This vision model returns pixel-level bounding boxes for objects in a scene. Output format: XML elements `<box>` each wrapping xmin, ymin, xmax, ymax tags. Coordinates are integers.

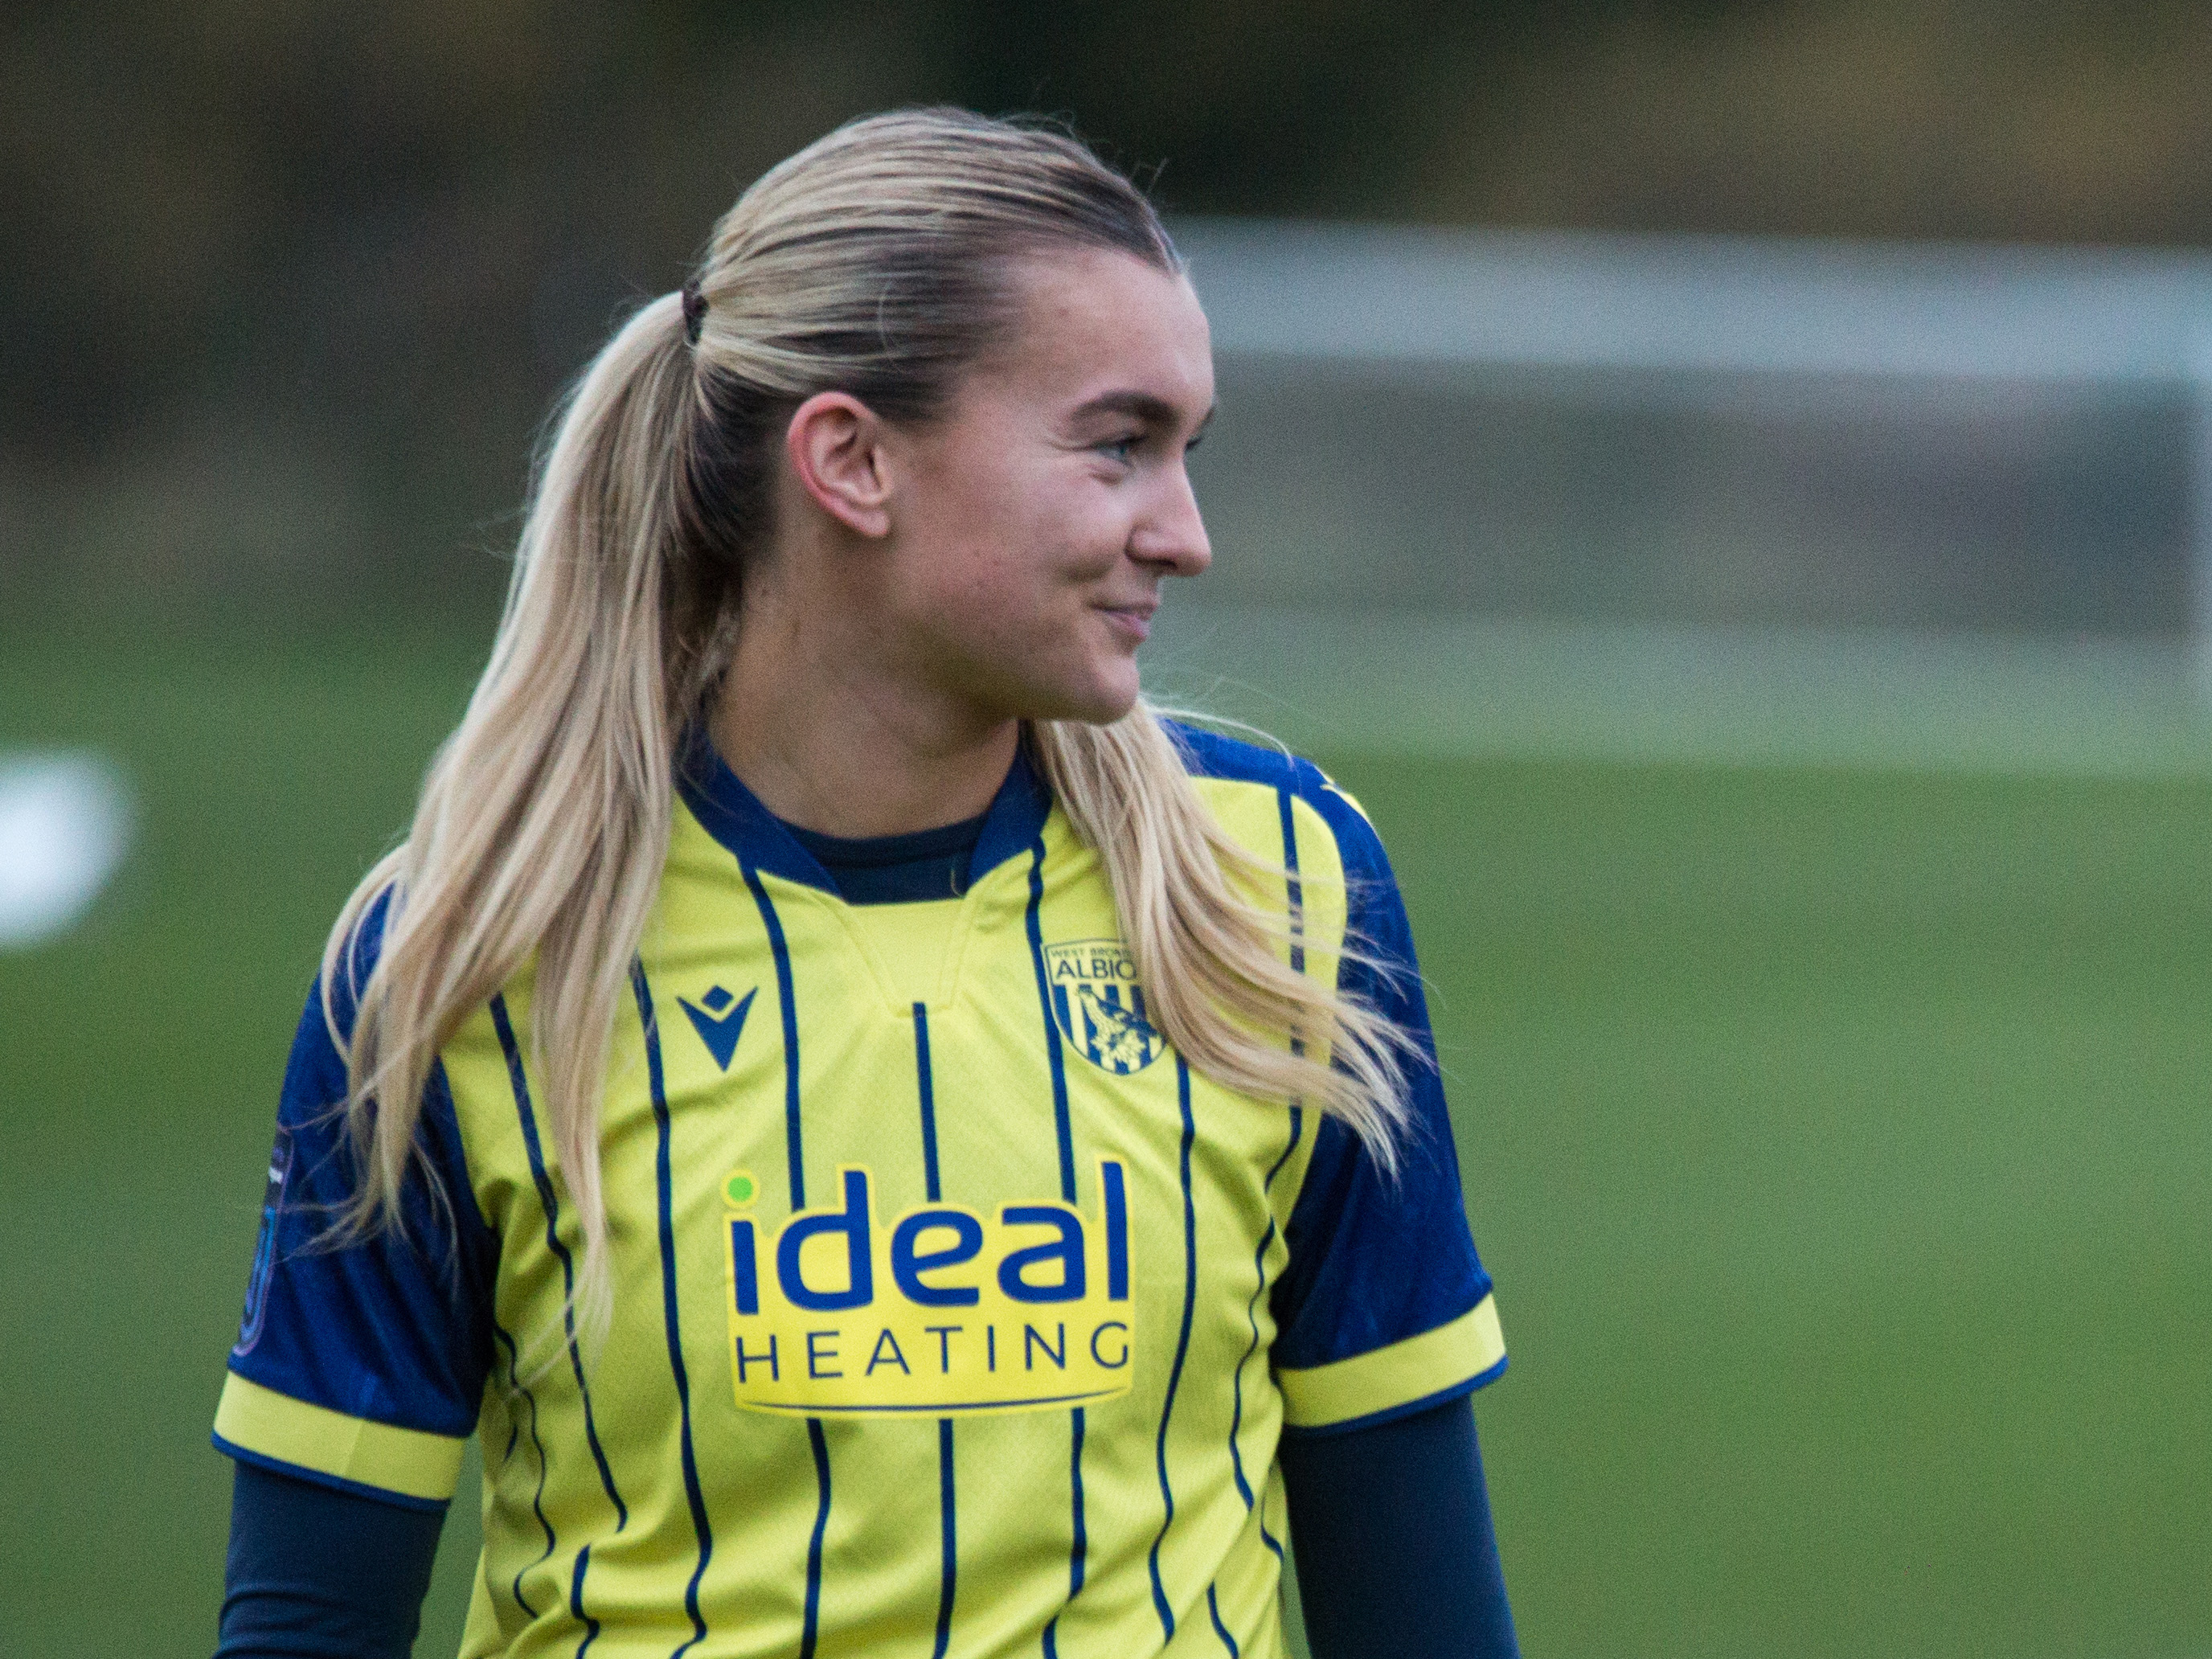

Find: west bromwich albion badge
<box><xmin>1044</xmin><ymin>939</ymin><xmax>1163</xmax><ymax>1075</ymax></box>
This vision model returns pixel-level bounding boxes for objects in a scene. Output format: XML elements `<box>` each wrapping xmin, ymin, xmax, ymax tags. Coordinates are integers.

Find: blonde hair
<box><xmin>325</xmin><ymin>109</ymin><xmax>1411</xmax><ymax>1333</ymax></box>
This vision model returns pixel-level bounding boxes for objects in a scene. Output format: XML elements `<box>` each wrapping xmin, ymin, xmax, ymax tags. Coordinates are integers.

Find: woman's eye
<box><xmin>1096</xmin><ymin>435</ymin><xmax>1139</xmax><ymax>464</ymax></box>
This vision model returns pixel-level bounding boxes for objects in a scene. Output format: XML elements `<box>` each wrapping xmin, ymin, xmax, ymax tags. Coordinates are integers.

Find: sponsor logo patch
<box><xmin>724</xmin><ymin>1161</ymin><xmax>1133</xmax><ymax>1417</ymax></box>
<box><xmin>1044</xmin><ymin>939</ymin><xmax>1163</xmax><ymax>1075</ymax></box>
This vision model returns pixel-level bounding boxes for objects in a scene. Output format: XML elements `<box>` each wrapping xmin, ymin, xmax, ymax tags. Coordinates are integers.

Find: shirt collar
<box><xmin>674</xmin><ymin>721</ymin><xmax>1054</xmax><ymax>899</ymax></box>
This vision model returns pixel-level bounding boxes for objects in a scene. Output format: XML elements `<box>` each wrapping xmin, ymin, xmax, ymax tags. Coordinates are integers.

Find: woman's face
<box><xmin>879</xmin><ymin>247</ymin><xmax>1215</xmax><ymax>728</ymax></box>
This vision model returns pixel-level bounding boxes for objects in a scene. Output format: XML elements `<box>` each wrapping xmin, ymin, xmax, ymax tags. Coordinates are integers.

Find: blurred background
<box><xmin>5</xmin><ymin>2</ymin><xmax>2210</xmax><ymax>1653</ymax></box>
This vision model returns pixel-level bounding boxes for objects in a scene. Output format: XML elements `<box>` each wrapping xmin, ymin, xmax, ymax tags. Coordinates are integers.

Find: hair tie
<box><xmin>681</xmin><ymin>280</ymin><xmax>707</xmax><ymax>346</ymax></box>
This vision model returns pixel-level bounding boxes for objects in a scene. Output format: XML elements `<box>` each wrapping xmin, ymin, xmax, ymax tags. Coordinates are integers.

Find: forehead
<box><xmin>969</xmin><ymin>248</ymin><xmax>1214</xmax><ymax>416</ymax></box>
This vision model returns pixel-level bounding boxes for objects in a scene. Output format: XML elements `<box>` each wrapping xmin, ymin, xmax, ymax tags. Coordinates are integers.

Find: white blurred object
<box><xmin>1177</xmin><ymin>217</ymin><xmax>2212</xmax><ymax>385</ymax></box>
<box><xmin>1174</xmin><ymin>219</ymin><xmax>2212</xmax><ymax>678</ymax></box>
<box><xmin>0</xmin><ymin>752</ymin><xmax>133</xmax><ymax>948</ymax></box>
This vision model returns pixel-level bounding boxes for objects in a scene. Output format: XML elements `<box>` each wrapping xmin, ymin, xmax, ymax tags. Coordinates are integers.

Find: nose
<box><xmin>1129</xmin><ymin>462</ymin><xmax>1212</xmax><ymax>577</ymax></box>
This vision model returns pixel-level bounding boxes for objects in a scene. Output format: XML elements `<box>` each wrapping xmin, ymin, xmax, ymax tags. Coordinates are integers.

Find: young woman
<box><xmin>213</xmin><ymin>109</ymin><xmax>1516</xmax><ymax>1658</ymax></box>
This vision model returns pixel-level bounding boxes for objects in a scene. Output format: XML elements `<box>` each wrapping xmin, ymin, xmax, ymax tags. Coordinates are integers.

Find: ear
<box><xmin>784</xmin><ymin>392</ymin><xmax>893</xmax><ymax>539</ymax></box>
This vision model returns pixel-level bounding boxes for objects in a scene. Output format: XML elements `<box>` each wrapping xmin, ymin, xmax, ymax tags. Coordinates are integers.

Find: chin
<box><xmin>1023</xmin><ymin>668</ymin><xmax>1142</xmax><ymax>727</ymax></box>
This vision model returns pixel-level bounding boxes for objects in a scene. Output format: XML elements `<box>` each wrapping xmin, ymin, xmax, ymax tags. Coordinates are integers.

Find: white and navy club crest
<box><xmin>1044</xmin><ymin>940</ymin><xmax>1163</xmax><ymax>1075</ymax></box>
<box><xmin>233</xmin><ymin>1128</ymin><xmax>292</xmax><ymax>1358</ymax></box>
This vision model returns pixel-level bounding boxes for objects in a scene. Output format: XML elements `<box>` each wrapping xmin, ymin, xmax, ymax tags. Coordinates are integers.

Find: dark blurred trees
<box><xmin>8</xmin><ymin>0</ymin><xmax>2212</xmax><ymax>629</ymax></box>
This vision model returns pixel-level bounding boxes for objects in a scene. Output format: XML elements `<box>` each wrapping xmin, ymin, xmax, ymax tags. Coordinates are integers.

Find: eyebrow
<box><xmin>1068</xmin><ymin>390</ymin><xmax>1216</xmax><ymax>433</ymax></box>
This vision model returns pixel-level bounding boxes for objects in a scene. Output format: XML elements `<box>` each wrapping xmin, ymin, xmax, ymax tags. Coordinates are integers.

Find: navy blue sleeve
<box><xmin>1280</xmin><ymin>1397</ymin><xmax>1519</xmax><ymax>1659</ymax></box>
<box><xmin>1267</xmin><ymin>770</ymin><xmax>1503</xmax><ymax>1428</ymax></box>
<box><xmin>215</xmin><ymin>1461</ymin><xmax>442</xmax><ymax>1658</ymax></box>
<box><xmin>218</xmin><ymin>893</ymin><xmax>498</xmax><ymax>1505</ymax></box>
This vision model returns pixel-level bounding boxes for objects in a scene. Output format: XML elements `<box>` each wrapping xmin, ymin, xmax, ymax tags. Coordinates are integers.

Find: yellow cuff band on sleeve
<box><xmin>214</xmin><ymin>1371</ymin><xmax>467</xmax><ymax>1502</ymax></box>
<box><xmin>1276</xmin><ymin>1293</ymin><xmax>1505</xmax><ymax>1429</ymax></box>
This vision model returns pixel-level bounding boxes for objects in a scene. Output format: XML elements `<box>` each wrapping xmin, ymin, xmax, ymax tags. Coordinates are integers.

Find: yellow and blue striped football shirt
<box><xmin>215</xmin><ymin>723</ymin><xmax>1505</xmax><ymax>1658</ymax></box>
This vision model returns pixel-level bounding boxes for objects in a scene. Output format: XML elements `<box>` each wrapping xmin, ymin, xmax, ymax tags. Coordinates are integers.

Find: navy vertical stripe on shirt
<box><xmin>743</xmin><ymin>864</ymin><xmax>808</xmax><ymax>1209</ymax></box>
<box><xmin>492</xmin><ymin>1322</ymin><xmax>552</xmax><ymax>1620</ymax></box>
<box><xmin>914</xmin><ymin>1003</ymin><xmax>960</xmax><ymax>1659</ymax></box>
<box><xmin>1025</xmin><ymin>834</ymin><xmax>1088</xmax><ymax>1653</ymax></box>
<box><xmin>633</xmin><ymin>965</ymin><xmax>714</xmax><ymax>1658</ymax></box>
<box><xmin>738</xmin><ymin>870</ymin><xmax>835</xmax><ymax>1659</ymax></box>
<box><xmin>490</xmin><ymin>995</ymin><xmax>628</xmax><ymax>1535</ymax></box>
<box><xmin>1147</xmin><ymin>1058</ymin><xmax>1202</xmax><ymax>1641</ymax></box>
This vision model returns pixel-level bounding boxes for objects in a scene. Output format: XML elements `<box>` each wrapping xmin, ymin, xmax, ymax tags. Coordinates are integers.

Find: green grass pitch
<box><xmin>2</xmin><ymin>633</ymin><xmax>2206</xmax><ymax>1657</ymax></box>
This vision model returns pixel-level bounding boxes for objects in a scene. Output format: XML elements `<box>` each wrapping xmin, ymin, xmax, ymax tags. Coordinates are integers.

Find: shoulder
<box><xmin>279</xmin><ymin>885</ymin><xmax>394</xmax><ymax>1112</ymax></box>
<box><xmin>285</xmin><ymin>884</ymin><xmax>477</xmax><ymax>1182</ymax></box>
<box><xmin>1165</xmin><ymin>718</ymin><xmax>1307</xmax><ymax>788</ymax></box>
<box><xmin>326</xmin><ymin>885</ymin><xmax>396</xmax><ymax>1033</ymax></box>
<box><xmin>1161</xmin><ymin>717</ymin><xmax>1392</xmax><ymax>887</ymax></box>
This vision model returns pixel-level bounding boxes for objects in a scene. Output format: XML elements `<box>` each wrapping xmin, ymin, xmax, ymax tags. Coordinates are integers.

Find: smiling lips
<box><xmin>1096</xmin><ymin>600</ymin><xmax>1157</xmax><ymax>643</ymax></box>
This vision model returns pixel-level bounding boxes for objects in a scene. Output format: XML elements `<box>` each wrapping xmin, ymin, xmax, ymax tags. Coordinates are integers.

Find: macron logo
<box><xmin>678</xmin><ymin>985</ymin><xmax>756</xmax><ymax>1071</ymax></box>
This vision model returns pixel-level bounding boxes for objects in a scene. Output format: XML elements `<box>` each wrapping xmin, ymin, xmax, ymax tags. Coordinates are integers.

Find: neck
<box><xmin>708</xmin><ymin>584</ymin><xmax>1019</xmax><ymax>839</ymax></box>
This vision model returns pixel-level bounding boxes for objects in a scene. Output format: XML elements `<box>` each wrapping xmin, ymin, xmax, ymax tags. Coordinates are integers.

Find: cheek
<box><xmin>892</xmin><ymin>436</ymin><xmax>1133</xmax><ymax>705</ymax></box>
<box><xmin>910</xmin><ymin>535</ymin><xmax>1129</xmax><ymax>713</ymax></box>
<box><xmin>928</xmin><ymin>549</ymin><xmax>1073</xmax><ymax>663</ymax></box>
<box><xmin>925</xmin><ymin>479</ymin><xmax>1119</xmax><ymax>617</ymax></box>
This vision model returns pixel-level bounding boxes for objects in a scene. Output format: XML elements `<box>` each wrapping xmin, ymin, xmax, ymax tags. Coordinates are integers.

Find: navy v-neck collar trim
<box><xmin>674</xmin><ymin>722</ymin><xmax>1054</xmax><ymax>899</ymax></box>
<box><xmin>784</xmin><ymin>813</ymin><xmax>986</xmax><ymax>870</ymax></box>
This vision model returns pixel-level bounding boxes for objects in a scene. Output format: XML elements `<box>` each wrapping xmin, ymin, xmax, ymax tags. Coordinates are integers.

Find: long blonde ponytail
<box><xmin>326</xmin><ymin>289</ymin><xmax>701</xmax><ymax>1318</ymax></box>
<box><xmin>326</xmin><ymin>109</ymin><xmax>1411</xmax><ymax>1338</ymax></box>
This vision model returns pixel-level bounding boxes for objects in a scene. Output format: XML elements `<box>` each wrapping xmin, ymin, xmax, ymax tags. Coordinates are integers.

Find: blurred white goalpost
<box><xmin>1152</xmin><ymin>219</ymin><xmax>2212</xmax><ymax>773</ymax></box>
